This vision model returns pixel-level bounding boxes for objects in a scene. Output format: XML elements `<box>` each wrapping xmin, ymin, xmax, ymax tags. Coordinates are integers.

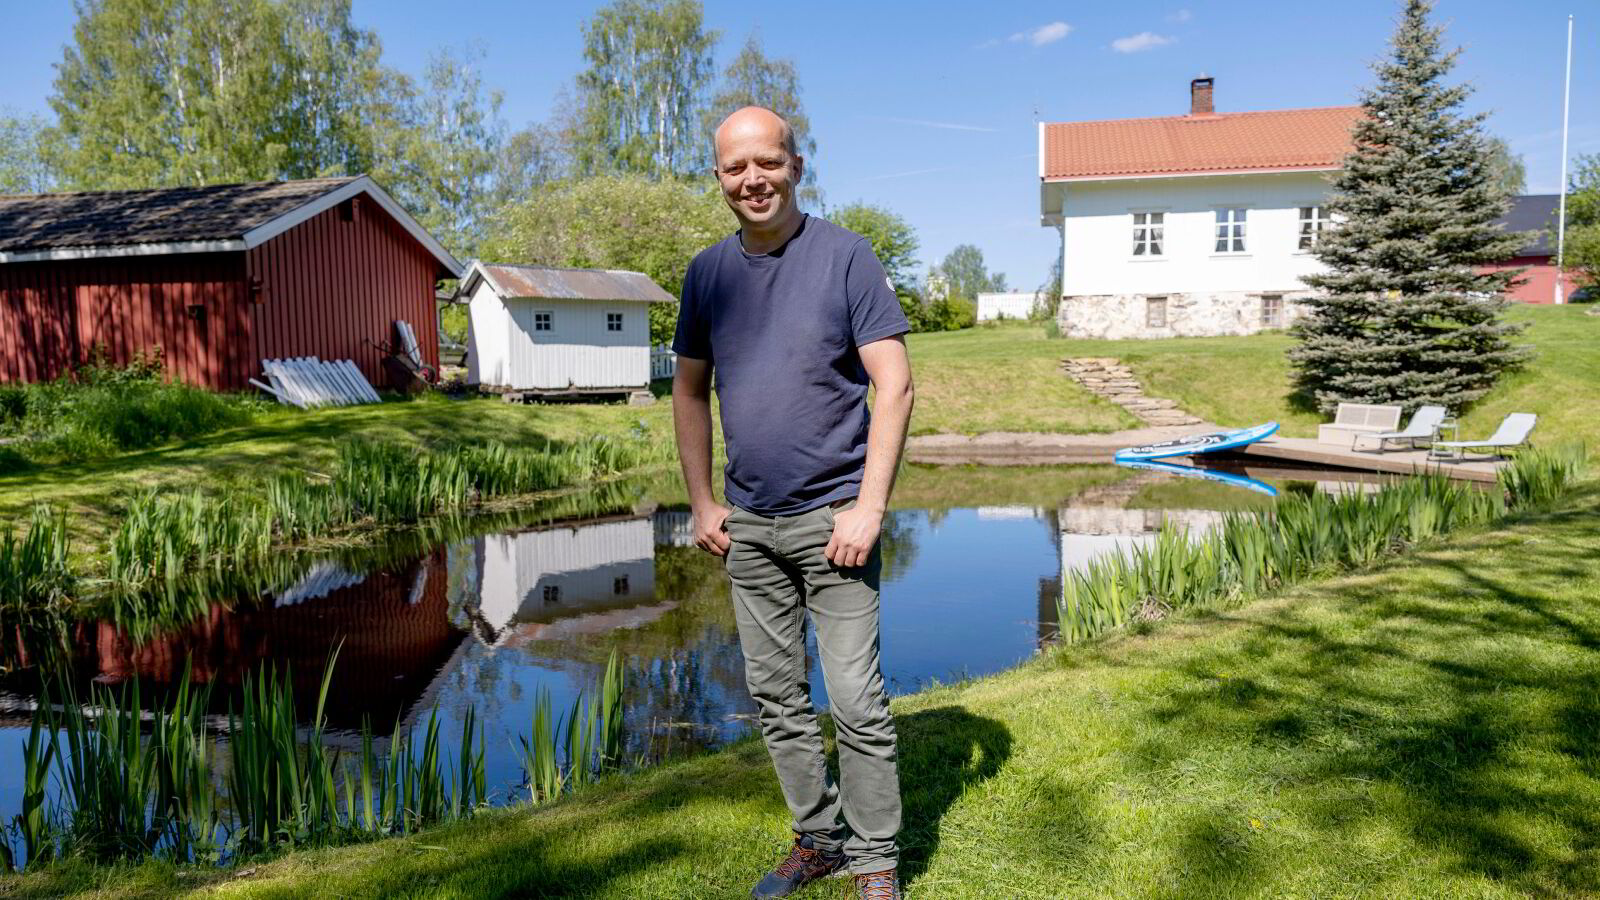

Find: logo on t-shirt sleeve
<box><xmin>885</xmin><ymin>277</ymin><xmax>895</xmax><ymax>293</ymax></box>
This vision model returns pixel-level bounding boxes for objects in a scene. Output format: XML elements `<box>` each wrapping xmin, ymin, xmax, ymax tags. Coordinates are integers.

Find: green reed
<box><xmin>517</xmin><ymin>649</ymin><xmax>627</xmax><ymax>805</ymax></box>
<box><xmin>5</xmin><ymin>650</ymin><xmax>627</xmax><ymax>871</ymax></box>
<box><xmin>0</xmin><ymin>506</ymin><xmax>75</xmax><ymax>668</ymax></box>
<box><xmin>1060</xmin><ymin>448</ymin><xmax>1584</xmax><ymax>644</ymax></box>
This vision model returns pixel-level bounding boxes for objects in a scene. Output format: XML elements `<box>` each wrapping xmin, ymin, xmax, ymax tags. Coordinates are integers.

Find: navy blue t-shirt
<box><xmin>672</xmin><ymin>215</ymin><xmax>910</xmax><ymax>516</ymax></box>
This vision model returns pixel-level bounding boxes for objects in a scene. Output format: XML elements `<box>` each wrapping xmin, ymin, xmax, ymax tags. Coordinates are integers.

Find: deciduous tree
<box><xmin>1289</xmin><ymin>0</ymin><xmax>1527</xmax><ymax>413</ymax></box>
<box><xmin>46</xmin><ymin>0</ymin><xmax>384</xmax><ymax>189</ymax></box>
<box><xmin>0</xmin><ymin>113</ymin><xmax>54</xmax><ymax>193</ymax></box>
<box><xmin>573</xmin><ymin>0</ymin><xmax>718</xmax><ymax>177</ymax></box>
<box><xmin>1562</xmin><ymin>153</ymin><xmax>1600</xmax><ymax>294</ymax></box>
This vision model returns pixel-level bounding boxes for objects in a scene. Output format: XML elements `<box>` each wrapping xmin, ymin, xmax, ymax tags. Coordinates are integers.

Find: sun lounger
<box><xmin>1351</xmin><ymin>405</ymin><xmax>1449</xmax><ymax>453</ymax></box>
<box><xmin>1428</xmin><ymin>413</ymin><xmax>1537</xmax><ymax>460</ymax></box>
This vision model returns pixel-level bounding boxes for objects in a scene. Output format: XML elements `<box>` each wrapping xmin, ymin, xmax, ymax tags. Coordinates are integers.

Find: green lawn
<box><xmin>1077</xmin><ymin>305</ymin><xmax>1595</xmax><ymax>448</ymax></box>
<box><xmin>0</xmin><ymin>395</ymin><xmax>678</xmax><ymax>552</ymax></box>
<box><xmin>12</xmin><ymin>482</ymin><xmax>1597</xmax><ymax>898</ymax></box>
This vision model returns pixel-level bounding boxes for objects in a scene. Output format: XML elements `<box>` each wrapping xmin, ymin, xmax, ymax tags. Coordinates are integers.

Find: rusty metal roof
<box><xmin>464</xmin><ymin>262</ymin><xmax>675</xmax><ymax>304</ymax></box>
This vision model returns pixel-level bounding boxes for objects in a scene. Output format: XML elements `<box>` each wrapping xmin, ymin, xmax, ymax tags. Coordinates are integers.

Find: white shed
<box><xmin>461</xmin><ymin>261</ymin><xmax>675</xmax><ymax>396</ymax></box>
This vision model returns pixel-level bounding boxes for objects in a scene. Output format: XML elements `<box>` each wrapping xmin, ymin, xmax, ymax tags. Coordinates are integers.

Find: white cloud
<box><xmin>1166</xmin><ymin>9</ymin><xmax>1192</xmax><ymax>23</ymax></box>
<box><xmin>1111</xmin><ymin>32</ymin><xmax>1175</xmax><ymax>53</ymax></box>
<box><xmin>875</xmin><ymin>116</ymin><xmax>998</xmax><ymax>133</ymax></box>
<box><xmin>1009</xmin><ymin>21</ymin><xmax>1072</xmax><ymax>47</ymax></box>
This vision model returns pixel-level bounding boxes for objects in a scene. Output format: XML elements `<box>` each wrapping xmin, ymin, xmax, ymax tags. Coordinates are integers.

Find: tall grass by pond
<box><xmin>1058</xmin><ymin>445</ymin><xmax>1586</xmax><ymax>641</ymax></box>
<box><xmin>0</xmin><ymin>353</ymin><xmax>260</xmax><ymax>472</ymax></box>
<box><xmin>2</xmin><ymin>650</ymin><xmax>627</xmax><ymax>873</ymax></box>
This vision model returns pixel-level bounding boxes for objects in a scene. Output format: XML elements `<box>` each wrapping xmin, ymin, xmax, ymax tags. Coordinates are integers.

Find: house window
<box><xmin>1214</xmin><ymin>208</ymin><xmax>1247</xmax><ymax>253</ymax></box>
<box><xmin>1132</xmin><ymin>212</ymin><xmax>1164</xmax><ymax>256</ymax></box>
<box><xmin>534</xmin><ymin>310</ymin><xmax>553</xmax><ymax>332</ymax></box>
<box><xmin>613</xmin><ymin>575</ymin><xmax>630</xmax><ymax>595</ymax></box>
<box><xmin>1298</xmin><ymin>206</ymin><xmax>1328</xmax><ymax>250</ymax></box>
<box><xmin>1146</xmin><ymin>296</ymin><xmax>1168</xmax><ymax>328</ymax></box>
<box><xmin>606</xmin><ymin>312</ymin><xmax>624</xmax><ymax>332</ymax></box>
<box><xmin>1261</xmin><ymin>294</ymin><xmax>1284</xmax><ymax>329</ymax></box>
<box><xmin>542</xmin><ymin>585</ymin><xmax>561</xmax><ymax>604</ymax></box>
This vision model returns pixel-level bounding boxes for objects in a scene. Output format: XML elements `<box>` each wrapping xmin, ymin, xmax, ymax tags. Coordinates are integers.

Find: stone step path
<box><xmin>1060</xmin><ymin>357</ymin><xmax>1204</xmax><ymax>427</ymax></box>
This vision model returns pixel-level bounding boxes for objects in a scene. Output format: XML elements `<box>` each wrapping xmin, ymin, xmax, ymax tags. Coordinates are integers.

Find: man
<box><xmin>672</xmin><ymin>106</ymin><xmax>914</xmax><ymax>900</ymax></box>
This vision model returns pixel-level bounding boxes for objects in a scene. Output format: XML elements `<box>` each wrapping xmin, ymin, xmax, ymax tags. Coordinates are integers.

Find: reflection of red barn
<box><xmin>0</xmin><ymin>176</ymin><xmax>460</xmax><ymax>390</ymax></box>
<box><xmin>77</xmin><ymin>549</ymin><xmax>465</xmax><ymax>728</ymax></box>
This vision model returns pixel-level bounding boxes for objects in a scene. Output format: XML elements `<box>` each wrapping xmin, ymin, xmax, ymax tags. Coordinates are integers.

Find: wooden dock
<box><xmin>1205</xmin><ymin>436</ymin><xmax>1506</xmax><ymax>484</ymax></box>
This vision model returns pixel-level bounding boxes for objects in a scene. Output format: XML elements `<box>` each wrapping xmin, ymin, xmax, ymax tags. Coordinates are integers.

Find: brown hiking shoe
<box><xmin>854</xmin><ymin>869</ymin><xmax>902</xmax><ymax>900</ymax></box>
<box><xmin>750</xmin><ymin>834</ymin><xmax>846</xmax><ymax>899</ymax></box>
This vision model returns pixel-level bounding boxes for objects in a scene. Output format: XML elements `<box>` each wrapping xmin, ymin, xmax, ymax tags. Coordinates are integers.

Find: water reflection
<box><xmin>2</xmin><ymin>463</ymin><xmax>1373</xmax><ymax>824</ymax></box>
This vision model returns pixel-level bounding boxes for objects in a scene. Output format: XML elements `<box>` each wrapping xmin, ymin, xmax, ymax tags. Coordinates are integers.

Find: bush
<box><xmin>0</xmin><ymin>355</ymin><xmax>258</xmax><ymax>465</ymax></box>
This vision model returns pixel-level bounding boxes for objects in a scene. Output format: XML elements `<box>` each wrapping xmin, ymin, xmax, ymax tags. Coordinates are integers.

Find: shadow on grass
<box><xmin>893</xmin><ymin>705</ymin><xmax>1013</xmax><ymax>884</ymax></box>
<box><xmin>1123</xmin><ymin>489</ymin><xmax>1600</xmax><ymax>896</ymax></box>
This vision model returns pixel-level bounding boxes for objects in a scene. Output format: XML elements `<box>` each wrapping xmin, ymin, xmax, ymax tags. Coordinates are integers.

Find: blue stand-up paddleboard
<box><xmin>1113</xmin><ymin>421</ymin><xmax>1279</xmax><ymax>462</ymax></box>
<box><xmin>1116</xmin><ymin>458</ymin><xmax>1279</xmax><ymax>497</ymax></box>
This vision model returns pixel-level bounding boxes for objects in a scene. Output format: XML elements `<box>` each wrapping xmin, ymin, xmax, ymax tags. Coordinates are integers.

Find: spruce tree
<box><xmin>1289</xmin><ymin>0</ymin><xmax>1528</xmax><ymax>414</ymax></box>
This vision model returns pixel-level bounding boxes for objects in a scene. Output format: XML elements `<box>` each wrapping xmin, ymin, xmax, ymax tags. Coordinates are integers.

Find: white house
<box><xmin>1038</xmin><ymin>78</ymin><xmax>1360</xmax><ymax>339</ymax></box>
<box><xmin>461</xmin><ymin>261</ymin><xmax>674</xmax><ymax>397</ymax></box>
<box><xmin>976</xmin><ymin>291</ymin><xmax>1043</xmax><ymax>322</ymax></box>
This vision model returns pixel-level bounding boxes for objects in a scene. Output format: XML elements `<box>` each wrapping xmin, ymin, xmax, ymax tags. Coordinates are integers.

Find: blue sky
<box><xmin>3</xmin><ymin>1</ymin><xmax>1595</xmax><ymax>288</ymax></box>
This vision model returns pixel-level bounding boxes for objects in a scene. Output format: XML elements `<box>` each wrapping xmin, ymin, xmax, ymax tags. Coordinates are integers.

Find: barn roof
<box><xmin>461</xmin><ymin>261</ymin><xmax>676</xmax><ymax>304</ymax></box>
<box><xmin>0</xmin><ymin>175</ymin><xmax>462</xmax><ymax>275</ymax></box>
<box><xmin>1495</xmin><ymin>194</ymin><xmax>1560</xmax><ymax>257</ymax></box>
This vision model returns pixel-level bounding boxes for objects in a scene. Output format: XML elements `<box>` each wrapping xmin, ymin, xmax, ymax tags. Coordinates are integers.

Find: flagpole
<box><xmin>1554</xmin><ymin>14</ymin><xmax>1574</xmax><ymax>304</ymax></box>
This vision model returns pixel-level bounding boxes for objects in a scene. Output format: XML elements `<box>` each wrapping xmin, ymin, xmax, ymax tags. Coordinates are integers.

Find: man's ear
<box><xmin>792</xmin><ymin>154</ymin><xmax>805</xmax><ymax>182</ymax></box>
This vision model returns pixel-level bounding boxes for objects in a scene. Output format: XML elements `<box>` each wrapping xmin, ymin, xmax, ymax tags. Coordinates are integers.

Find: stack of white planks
<box><xmin>250</xmin><ymin>357</ymin><xmax>381</xmax><ymax>408</ymax></box>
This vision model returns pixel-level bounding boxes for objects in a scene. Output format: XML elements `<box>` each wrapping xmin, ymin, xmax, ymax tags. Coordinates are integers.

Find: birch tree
<box><xmin>573</xmin><ymin>0</ymin><xmax>717</xmax><ymax>177</ymax></box>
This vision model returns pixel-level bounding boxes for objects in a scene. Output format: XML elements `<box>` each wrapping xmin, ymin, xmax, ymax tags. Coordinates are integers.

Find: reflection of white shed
<box><xmin>461</xmin><ymin>261</ymin><xmax>675</xmax><ymax>396</ymax></box>
<box><xmin>471</xmin><ymin>517</ymin><xmax>659</xmax><ymax>643</ymax></box>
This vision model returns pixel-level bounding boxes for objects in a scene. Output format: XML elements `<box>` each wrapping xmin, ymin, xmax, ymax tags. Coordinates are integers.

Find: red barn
<box><xmin>1481</xmin><ymin>194</ymin><xmax>1581</xmax><ymax>305</ymax></box>
<box><xmin>0</xmin><ymin>176</ymin><xmax>461</xmax><ymax>390</ymax></box>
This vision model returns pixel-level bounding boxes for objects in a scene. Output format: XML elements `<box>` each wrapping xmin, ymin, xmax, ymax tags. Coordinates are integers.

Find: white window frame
<box><xmin>1145</xmin><ymin>295</ymin><xmax>1169</xmax><ymax>329</ymax></box>
<box><xmin>1130</xmin><ymin>210</ymin><xmax>1166</xmax><ymax>259</ymax></box>
<box><xmin>605</xmin><ymin>309</ymin><xmax>624</xmax><ymax>333</ymax></box>
<box><xmin>1212</xmin><ymin>207</ymin><xmax>1249</xmax><ymax>255</ymax></box>
<box><xmin>1296</xmin><ymin>205</ymin><xmax>1329</xmax><ymax>252</ymax></box>
<box><xmin>1260</xmin><ymin>293</ymin><xmax>1285</xmax><ymax>329</ymax></box>
<box><xmin>533</xmin><ymin>309</ymin><xmax>554</xmax><ymax>332</ymax></box>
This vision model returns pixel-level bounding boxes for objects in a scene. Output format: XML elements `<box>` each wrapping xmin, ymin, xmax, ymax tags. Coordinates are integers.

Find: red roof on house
<box><xmin>1041</xmin><ymin>106</ymin><xmax>1363</xmax><ymax>181</ymax></box>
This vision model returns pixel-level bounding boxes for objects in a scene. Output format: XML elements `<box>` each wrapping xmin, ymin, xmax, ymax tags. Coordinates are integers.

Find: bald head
<box><xmin>711</xmin><ymin>105</ymin><xmax>805</xmax><ymax>237</ymax></box>
<box><xmin>714</xmin><ymin>106</ymin><xmax>796</xmax><ymax>166</ymax></box>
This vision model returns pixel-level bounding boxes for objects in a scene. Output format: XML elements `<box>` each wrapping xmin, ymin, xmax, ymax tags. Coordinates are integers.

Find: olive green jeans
<box><xmin>723</xmin><ymin>498</ymin><xmax>901</xmax><ymax>875</ymax></box>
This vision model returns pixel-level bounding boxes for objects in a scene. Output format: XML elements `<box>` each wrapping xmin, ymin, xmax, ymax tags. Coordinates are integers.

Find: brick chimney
<box><xmin>1190</xmin><ymin>76</ymin><xmax>1214</xmax><ymax>115</ymax></box>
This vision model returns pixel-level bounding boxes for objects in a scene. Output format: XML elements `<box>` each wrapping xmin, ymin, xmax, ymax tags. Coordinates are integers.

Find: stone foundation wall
<box><xmin>1057</xmin><ymin>291</ymin><xmax>1313</xmax><ymax>340</ymax></box>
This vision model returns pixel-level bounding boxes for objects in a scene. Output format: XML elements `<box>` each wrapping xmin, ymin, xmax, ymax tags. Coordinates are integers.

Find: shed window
<box><xmin>613</xmin><ymin>575</ymin><xmax>630</xmax><ymax>595</ymax></box>
<box><xmin>1214</xmin><ymin>208</ymin><xmax>1247</xmax><ymax>253</ymax></box>
<box><xmin>542</xmin><ymin>585</ymin><xmax>561</xmax><ymax>604</ymax></box>
<box><xmin>1261</xmin><ymin>294</ymin><xmax>1284</xmax><ymax>328</ymax></box>
<box><xmin>1146</xmin><ymin>296</ymin><xmax>1168</xmax><ymax>329</ymax></box>
<box><xmin>606</xmin><ymin>312</ymin><xmax>624</xmax><ymax>332</ymax></box>
<box><xmin>1132</xmin><ymin>212</ymin><xmax>1164</xmax><ymax>256</ymax></box>
<box><xmin>534</xmin><ymin>311</ymin><xmax>553</xmax><ymax>332</ymax></box>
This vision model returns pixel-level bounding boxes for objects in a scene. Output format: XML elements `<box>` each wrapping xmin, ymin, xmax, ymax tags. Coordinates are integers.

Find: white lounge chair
<box><xmin>1352</xmin><ymin>405</ymin><xmax>1449</xmax><ymax>453</ymax></box>
<box><xmin>1318</xmin><ymin>402</ymin><xmax>1403</xmax><ymax>446</ymax></box>
<box><xmin>1429</xmin><ymin>413</ymin><xmax>1537</xmax><ymax>460</ymax></box>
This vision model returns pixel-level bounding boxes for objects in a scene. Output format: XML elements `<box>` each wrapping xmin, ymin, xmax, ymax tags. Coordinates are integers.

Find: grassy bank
<box><xmin>0</xmin><ymin>396</ymin><xmax>677</xmax><ymax>553</ymax></box>
<box><xmin>906</xmin><ymin>305</ymin><xmax>1599</xmax><ymax>449</ymax></box>
<box><xmin>11</xmin><ymin>481</ymin><xmax>1597</xmax><ymax>898</ymax></box>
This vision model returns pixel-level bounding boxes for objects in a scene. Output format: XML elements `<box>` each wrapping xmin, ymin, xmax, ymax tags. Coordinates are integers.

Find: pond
<box><xmin>0</xmin><ymin>460</ymin><xmax>1390</xmax><ymax>840</ymax></box>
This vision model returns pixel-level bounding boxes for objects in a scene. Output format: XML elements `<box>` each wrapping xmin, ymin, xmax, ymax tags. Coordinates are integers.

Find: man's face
<box><xmin>713</xmin><ymin>122</ymin><xmax>803</xmax><ymax>229</ymax></box>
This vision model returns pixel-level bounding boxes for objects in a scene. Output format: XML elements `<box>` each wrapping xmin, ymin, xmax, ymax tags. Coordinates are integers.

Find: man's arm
<box><xmin>825</xmin><ymin>335</ymin><xmax>914</xmax><ymax>568</ymax></box>
<box><xmin>672</xmin><ymin>356</ymin><xmax>731</xmax><ymax>556</ymax></box>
